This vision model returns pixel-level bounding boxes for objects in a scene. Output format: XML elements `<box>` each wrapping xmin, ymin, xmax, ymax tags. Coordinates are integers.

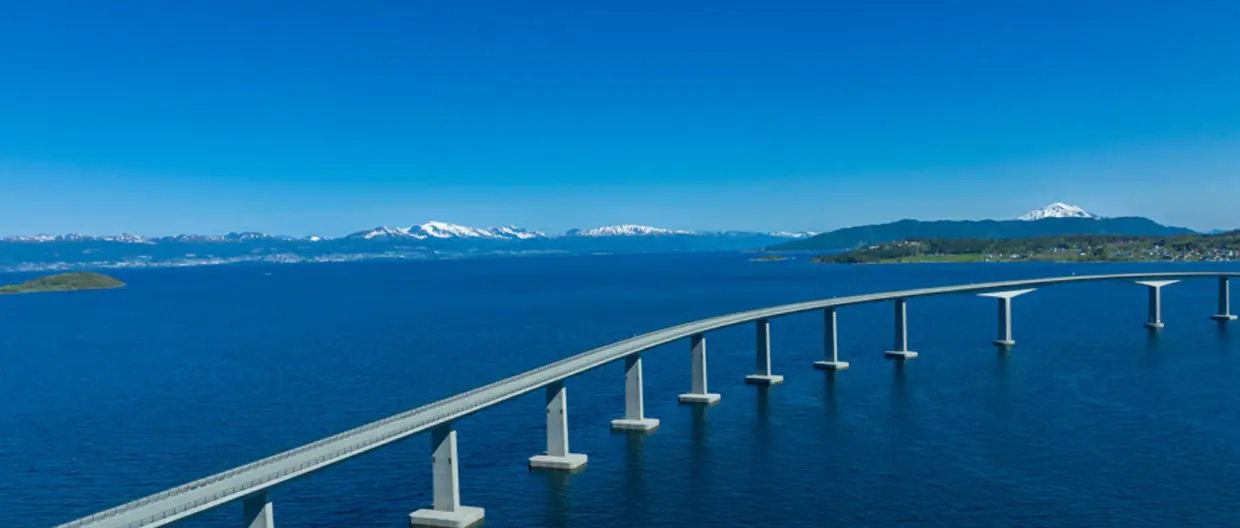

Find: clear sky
<box><xmin>2</xmin><ymin>1</ymin><xmax>1238</xmax><ymax>236</ymax></box>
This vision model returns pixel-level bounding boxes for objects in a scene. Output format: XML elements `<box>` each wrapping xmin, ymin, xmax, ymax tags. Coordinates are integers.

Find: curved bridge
<box><xmin>57</xmin><ymin>272</ymin><xmax>1240</xmax><ymax>528</ymax></box>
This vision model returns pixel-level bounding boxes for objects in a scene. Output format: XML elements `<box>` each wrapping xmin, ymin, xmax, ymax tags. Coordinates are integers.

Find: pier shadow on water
<box><xmin>688</xmin><ymin>405</ymin><xmax>710</xmax><ymax>487</ymax></box>
<box><xmin>620</xmin><ymin>432</ymin><xmax>649</xmax><ymax>523</ymax></box>
<box><xmin>751</xmin><ymin>386</ymin><xmax>775</xmax><ymax>479</ymax></box>
<box><xmin>1143</xmin><ymin>326</ymin><xmax>1165</xmax><ymax>370</ymax></box>
<box><xmin>536</xmin><ymin>465</ymin><xmax>575</xmax><ymax>528</ymax></box>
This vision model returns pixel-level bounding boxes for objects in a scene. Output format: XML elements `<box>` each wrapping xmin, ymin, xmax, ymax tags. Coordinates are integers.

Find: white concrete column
<box><xmin>1135</xmin><ymin>280</ymin><xmax>1179</xmax><ymax>329</ymax></box>
<box><xmin>814</xmin><ymin>307</ymin><xmax>849</xmax><ymax>370</ymax></box>
<box><xmin>410</xmin><ymin>424</ymin><xmax>485</xmax><ymax>528</ymax></box>
<box><xmin>243</xmin><ymin>493</ymin><xmax>273</xmax><ymax>528</ymax></box>
<box><xmin>885</xmin><ymin>299</ymin><xmax>918</xmax><ymax>359</ymax></box>
<box><xmin>611</xmin><ymin>353</ymin><xmax>659</xmax><ymax>431</ymax></box>
<box><xmin>1212</xmin><ymin>277</ymin><xmax>1237</xmax><ymax>321</ymax></box>
<box><xmin>978</xmin><ymin>289</ymin><xmax>1035</xmax><ymax>348</ymax></box>
<box><xmin>529</xmin><ymin>382</ymin><xmax>588</xmax><ymax>470</ymax></box>
<box><xmin>678</xmin><ymin>333</ymin><xmax>721</xmax><ymax>404</ymax></box>
<box><xmin>745</xmin><ymin>318</ymin><xmax>784</xmax><ymax>385</ymax></box>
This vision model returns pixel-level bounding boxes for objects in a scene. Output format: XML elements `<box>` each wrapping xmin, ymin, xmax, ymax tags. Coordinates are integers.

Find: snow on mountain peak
<box><xmin>1017</xmin><ymin>203</ymin><xmax>1097</xmax><ymax>221</ymax></box>
<box><xmin>568</xmin><ymin>224</ymin><xmax>696</xmax><ymax>237</ymax></box>
<box><xmin>416</xmin><ymin>221</ymin><xmax>504</xmax><ymax>239</ymax></box>
<box><xmin>103</xmin><ymin>233</ymin><xmax>149</xmax><ymax>243</ymax></box>
<box><xmin>490</xmin><ymin>225</ymin><xmax>547</xmax><ymax>239</ymax></box>
<box><xmin>351</xmin><ymin>226</ymin><xmax>424</xmax><ymax>240</ymax></box>
<box><xmin>346</xmin><ymin>222</ymin><xmax>548</xmax><ymax>241</ymax></box>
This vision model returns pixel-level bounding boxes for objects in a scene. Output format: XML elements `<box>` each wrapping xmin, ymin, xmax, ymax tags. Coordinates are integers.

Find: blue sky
<box><xmin>2</xmin><ymin>1</ymin><xmax>1238</xmax><ymax>236</ymax></box>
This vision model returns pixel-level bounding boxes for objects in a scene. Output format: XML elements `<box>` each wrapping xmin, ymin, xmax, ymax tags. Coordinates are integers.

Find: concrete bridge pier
<box><xmin>243</xmin><ymin>492</ymin><xmax>273</xmax><ymax>528</ymax></box>
<box><xmin>745</xmin><ymin>318</ymin><xmax>784</xmax><ymax>385</ymax></box>
<box><xmin>1212</xmin><ymin>277</ymin><xmax>1237</xmax><ymax>321</ymax></box>
<box><xmin>1135</xmin><ymin>280</ymin><xmax>1179</xmax><ymax>330</ymax></box>
<box><xmin>885</xmin><ymin>299</ymin><xmax>918</xmax><ymax>359</ymax></box>
<box><xmin>611</xmin><ymin>353</ymin><xmax>659</xmax><ymax>431</ymax></box>
<box><xmin>978</xmin><ymin>289</ymin><xmax>1035</xmax><ymax>348</ymax></box>
<box><xmin>679</xmin><ymin>333</ymin><xmax>721</xmax><ymax>404</ymax></box>
<box><xmin>410</xmin><ymin>424</ymin><xmax>485</xmax><ymax>528</ymax></box>
<box><xmin>814</xmin><ymin>308</ymin><xmax>850</xmax><ymax>370</ymax></box>
<box><xmin>529</xmin><ymin>381</ymin><xmax>588</xmax><ymax>470</ymax></box>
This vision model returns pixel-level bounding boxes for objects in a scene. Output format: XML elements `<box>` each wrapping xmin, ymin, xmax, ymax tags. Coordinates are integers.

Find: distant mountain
<box><xmin>769</xmin><ymin>216</ymin><xmax>1195</xmax><ymax>252</ymax></box>
<box><xmin>344</xmin><ymin>222</ymin><xmax>549</xmax><ymax>241</ymax></box>
<box><xmin>1017</xmin><ymin>202</ymin><xmax>1096</xmax><ymax>221</ymax></box>
<box><xmin>565</xmin><ymin>224</ymin><xmax>694</xmax><ymax>237</ymax></box>
<box><xmin>0</xmin><ymin>222</ymin><xmax>812</xmax><ymax>272</ymax></box>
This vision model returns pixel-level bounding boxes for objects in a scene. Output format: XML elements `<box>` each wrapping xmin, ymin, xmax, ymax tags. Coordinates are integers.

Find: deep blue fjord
<box><xmin>6</xmin><ymin>254</ymin><xmax>1240</xmax><ymax>527</ymax></box>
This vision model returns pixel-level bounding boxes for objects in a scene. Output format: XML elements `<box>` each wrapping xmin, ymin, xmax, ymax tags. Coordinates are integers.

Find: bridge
<box><xmin>55</xmin><ymin>271</ymin><xmax>1239</xmax><ymax>528</ymax></box>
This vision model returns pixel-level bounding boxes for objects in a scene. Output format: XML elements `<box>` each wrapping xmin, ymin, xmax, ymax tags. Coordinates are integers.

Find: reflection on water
<box><xmin>609</xmin><ymin>431</ymin><xmax>648</xmax><ymax>526</ymax></box>
<box><xmin>822</xmin><ymin>370</ymin><xmax>840</xmax><ymax>416</ymax></box>
<box><xmin>755</xmin><ymin>385</ymin><xmax>771</xmax><ymax>426</ymax></box>
<box><xmin>538</xmin><ymin>466</ymin><xmax>573</xmax><ymax>528</ymax></box>
<box><xmin>688</xmin><ymin>404</ymin><xmax>710</xmax><ymax>496</ymax></box>
<box><xmin>751</xmin><ymin>386</ymin><xmax>774</xmax><ymax>477</ymax></box>
<box><xmin>1144</xmin><ymin>326</ymin><xmax>1164</xmax><ymax>369</ymax></box>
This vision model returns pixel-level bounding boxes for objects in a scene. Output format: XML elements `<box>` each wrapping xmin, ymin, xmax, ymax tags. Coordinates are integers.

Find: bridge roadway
<box><xmin>57</xmin><ymin>271</ymin><xmax>1240</xmax><ymax>528</ymax></box>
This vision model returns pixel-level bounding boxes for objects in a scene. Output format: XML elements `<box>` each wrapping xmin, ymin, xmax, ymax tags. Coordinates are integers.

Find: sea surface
<box><xmin>4</xmin><ymin>253</ymin><xmax>1240</xmax><ymax>527</ymax></box>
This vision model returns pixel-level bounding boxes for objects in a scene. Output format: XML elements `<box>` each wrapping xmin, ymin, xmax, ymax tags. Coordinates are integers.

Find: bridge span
<box><xmin>55</xmin><ymin>272</ymin><xmax>1240</xmax><ymax>528</ymax></box>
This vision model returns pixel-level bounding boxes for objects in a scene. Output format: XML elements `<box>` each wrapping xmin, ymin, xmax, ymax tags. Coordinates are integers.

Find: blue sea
<box><xmin>4</xmin><ymin>253</ymin><xmax>1240</xmax><ymax>527</ymax></box>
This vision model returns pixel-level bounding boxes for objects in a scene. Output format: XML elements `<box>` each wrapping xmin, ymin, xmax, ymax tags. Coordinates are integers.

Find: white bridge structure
<box><xmin>55</xmin><ymin>272</ymin><xmax>1239</xmax><ymax>528</ymax></box>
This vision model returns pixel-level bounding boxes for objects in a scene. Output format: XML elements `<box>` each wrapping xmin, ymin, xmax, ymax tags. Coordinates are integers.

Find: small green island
<box><xmin>812</xmin><ymin>232</ymin><xmax>1240</xmax><ymax>264</ymax></box>
<box><xmin>750</xmin><ymin>254</ymin><xmax>790</xmax><ymax>262</ymax></box>
<box><xmin>0</xmin><ymin>272</ymin><xmax>126</xmax><ymax>294</ymax></box>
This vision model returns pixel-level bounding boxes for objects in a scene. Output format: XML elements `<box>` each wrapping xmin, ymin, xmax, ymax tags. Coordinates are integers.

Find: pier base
<box><xmin>813</xmin><ymin>360</ymin><xmax>850</xmax><ymax>371</ymax></box>
<box><xmin>994</xmin><ymin>339</ymin><xmax>1016</xmax><ymax>347</ymax></box>
<box><xmin>885</xmin><ymin>350</ymin><xmax>919</xmax><ymax>359</ymax></box>
<box><xmin>612</xmin><ymin>353</ymin><xmax>659</xmax><ymax>433</ymax></box>
<box><xmin>1212</xmin><ymin>314</ymin><xmax>1238</xmax><ymax>321</ymax></box>
<box><xmin>1145</xmin><ymin>322</ymin><xmax>1165</xmax><ymax>330</ymax></box>
<box><xmin>610</xmin><ymin>418</ymin><xmax>660</xmax><ymax>432</ymax></box>
<box><xmin>528</xmin><ymin>453</ymin><xmax>588</xmax><ymax>471</ymax></box>
<box><xmin>409</xmin><ymin>425</ymin><xmax>485</xmax><ymax>528</ymax></box>
<box><xmin>680</xmin><ymin>334</ymin><xmax>720</xmax><ymax>405</ymax></box>
<box><xmin>529</xmin><ymin>382</ymin><xmax>587</xmax><ymax>472</ymax></box>
<box><xmin>678</xmin><ymin>392</ymin><xmax>721</xmax><ymax>405</ymax></box>
<box><xmin>410</xmin><ymin>507</ymin><xmax>485</xmax><ymax>528</ymax></box>
<box><xmin>744</xmin><ymin>374</ymin><xmax>784</xmax><ymax>385</ymax></box>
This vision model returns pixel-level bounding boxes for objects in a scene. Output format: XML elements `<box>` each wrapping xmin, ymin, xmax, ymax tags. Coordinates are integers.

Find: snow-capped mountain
<box><xmin>224</xmin><ymin>232</ymin><xmax>295</xmax><ymax>242</ymax></box>
<box><xmin>157</xmin><ymin>234</ymin><xmax>229</xmax><ymax>243</ymax></box>
<box><xmin>1017</xmin><ymin>203</ymin><xmax>1097</xmax><ymax>221</ymax></box>
<box><xmin>768</xmin><ymin>231</ymin><xmax>819</xmax><ymax>238</ymax></box>
<box><xmin>2</xmin><ymin>233</ymin><xmax>153</xmax><ymax>243</ymax></box>
<box><xmin>348</xmin><ymin>226</ymin><xmax>423</xmax><ymax>240</ymax></box>
<box><xmin>2</xmin><ymin>234</ymin><xmax>58</xmax><ymax>242</ymax></box>
<box><xmin>566</xmin><ymin>224</ymin><xmax>696</xmax><ymax>237</ymax></box>
<box><xmin>490</xmin><ymin>225</ymin><xmax>546</xmax><ymax>240</ymax></box>
<box><xmin>102</xmin><ymin>233</ymin><xmax>151</xmax><ymax>244</ymax></box>
<box><xmin>345</xmin><ymin>222</ymin><xmax>548</xmax><ymax>241</ymax></box>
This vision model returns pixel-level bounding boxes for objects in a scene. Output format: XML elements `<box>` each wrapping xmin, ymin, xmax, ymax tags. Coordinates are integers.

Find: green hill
<box><xmin>0</xmin><ymin>272</ymin><xmax>126</xmax><ymax>294</ymax></box>
<box><xmin>769</xmin><ymin>217</ymin><xmax>1194</xmax><ymax>251</ymax></box>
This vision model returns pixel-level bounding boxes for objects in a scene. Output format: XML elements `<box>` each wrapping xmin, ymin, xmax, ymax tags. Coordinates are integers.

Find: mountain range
<box><xmin>2</xmin><ymin>222</ymin><xmax>817</xmax><ymax>244</ymax></box>
<box><xmin>0</xmin><ymin>204</ymin><xmax>1212</xmax><ymax>272</ymax></box>
<box><xmin>0</xmin><ymin>223</ymin><xmax>817</xmax><ymax>272</ymax></box>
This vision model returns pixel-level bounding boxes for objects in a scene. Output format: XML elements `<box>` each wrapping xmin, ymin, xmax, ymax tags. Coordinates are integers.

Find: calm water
<box><xmin>4</xmin><ymin>254</ymin><xmax>1240</xmax><ymax>527</ymax></box>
